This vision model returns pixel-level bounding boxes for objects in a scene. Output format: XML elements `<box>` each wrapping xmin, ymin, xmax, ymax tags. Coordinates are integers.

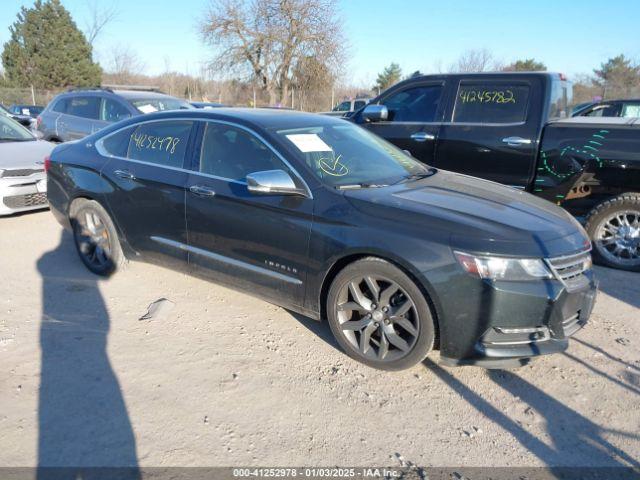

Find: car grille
<box><xmin>0</xmin><ymin>168</ymin><xmax>43</xmax><ymax>178</ymax></box>
<box><xmin>546</xmin><ymin>250</ymin><xmax>592</xmax><ymax>292</ymax></box>
<box><xmin>3</xmin><ymin>192</ymin><xmax>48</xmax><ymax>209</ymax></box>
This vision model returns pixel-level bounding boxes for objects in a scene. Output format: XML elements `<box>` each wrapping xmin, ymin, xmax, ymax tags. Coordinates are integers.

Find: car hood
<box><xmin>343</xmin><ymin>170</ymin><xmax>589</xmax><ymax>258</ymax></box>
<box><xmin>0</xmin><ymin>140</ymin><xmax>55</xmax><ymax>170</ymax></box>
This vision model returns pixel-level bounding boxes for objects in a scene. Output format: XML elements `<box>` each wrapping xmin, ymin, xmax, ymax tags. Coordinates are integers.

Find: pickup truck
<box><xmin>352</xmin><ymin>72</ymin><xmax>640</xmax><ymax>272</ymax></box>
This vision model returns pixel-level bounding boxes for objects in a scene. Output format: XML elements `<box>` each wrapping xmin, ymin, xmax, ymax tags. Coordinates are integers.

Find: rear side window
<box><xmin>381</xmin><ymin>85</ymin><xmax>443</xmax><ymax>122</ymax></box>
<box><xmin>199</xmin><ymin>122</ymin><xmax>284</xmax><ymax>181</ymax></box>
<box><xmin>100</xmin><ymin>121</ymin><xmax>193</xmax><ymax>168</ymax></box>
<box><xmin>66</xmin><ymin>96</ymin><xmax>100</xmax><ymax>119</ymax></box>
<box><xmin>52</xmin><ymin>98</ymin><xmax>68</xmax><ymax>113</ymax></box>
<box><xmin>453</xmin><ymin>84</ymin><xmax>530</xmax><ymax>123</ymax></box>
<box><xmin>127</xmin><ymin>121</ymin><xmax>193</xmax><ymax>168</ymax></box>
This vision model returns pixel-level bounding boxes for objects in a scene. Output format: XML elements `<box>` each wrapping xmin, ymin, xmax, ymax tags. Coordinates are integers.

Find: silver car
<box><xmin>0</xmin><ymin>114</ymin><xmax>55</xmax><ymax>216</ymax></box>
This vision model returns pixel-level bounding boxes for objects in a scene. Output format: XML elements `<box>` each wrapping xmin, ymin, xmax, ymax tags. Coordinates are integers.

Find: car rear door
<box><xmin>184</xmin><ymin>120</ymin><xmax>313</xmax><ymax>308</ymax></box>
<box><xmin>62</xmin><ymin>96</ymin><xmax>101</xmax><ymax>140</ymax></box>
<box><xmin>434</xmin><ymin>76</ymin><xmax>542</xmax><ymax>188</ymax></box>
<box><xmin>357</xmin><ymin>81</ymin><xmax>446</xmax><ymax>164</ymax></box>
<box><xmin>98</xmin><ymin>119</ymin><xmax>196</xmax><ymax>270</ymax></box>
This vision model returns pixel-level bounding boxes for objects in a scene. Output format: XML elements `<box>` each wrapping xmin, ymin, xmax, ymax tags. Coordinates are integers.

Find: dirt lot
<box><xmin>1</xmin><ymin>210</ymin><xmax>639</xmax><ymax>469</ymax></box>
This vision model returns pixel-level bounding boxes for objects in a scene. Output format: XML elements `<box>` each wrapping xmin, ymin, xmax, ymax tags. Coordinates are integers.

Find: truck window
<box><xmin>381</xmin><ymin>85</ymin><xmax>443</xmax><ymax>122</ymax></box>
<box><xmin>453</xmin><ymin>84</ymin><xmax>530</xmax><ymax>123</ymax></box>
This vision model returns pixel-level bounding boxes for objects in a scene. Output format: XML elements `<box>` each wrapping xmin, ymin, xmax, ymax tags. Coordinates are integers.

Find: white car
<box><xmin>0</xmin><ymin>114</ymin><xmax>55</xmax><ymax>216</ymax></box>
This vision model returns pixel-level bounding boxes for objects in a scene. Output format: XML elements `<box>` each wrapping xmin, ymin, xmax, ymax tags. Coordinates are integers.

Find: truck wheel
<box><xmin>69</xmin><ymin>198</ymin><xmax>126</xmax><ymax>276</ymax></box>
<box><xmin>585</xmin><ymin>193</ymin><xmax>640</xmax><ymax>272</ymax></box>
<box><xmin>326</xmin><ymin>257</ymin><xmax>435</xmax><ymax>371</ymax></box>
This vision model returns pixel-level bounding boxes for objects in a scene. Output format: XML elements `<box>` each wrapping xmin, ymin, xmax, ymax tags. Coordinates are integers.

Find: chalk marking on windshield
<box><xmin>319</xmin><ymin>154</ymin><xmax>349</xmax><ymax>177</ymax></box>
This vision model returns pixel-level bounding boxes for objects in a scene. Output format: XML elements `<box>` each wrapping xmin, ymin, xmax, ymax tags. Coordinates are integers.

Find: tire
<box><xmin>69</xmin><ymin>198</ymin><xmax>125</xmax><ymax>276</ymax></box>
<box><xmin>585</xmin><ymin>193</ymin><xmax>640</xmax><ymax>272</ymax></box>
<box><xmin>326</xmin><ymin>257</ymin><xmax>435</xmax><ymax>371</ymax></box>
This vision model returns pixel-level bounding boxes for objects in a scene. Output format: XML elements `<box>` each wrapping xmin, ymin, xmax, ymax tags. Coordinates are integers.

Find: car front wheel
<box><xmin>326</xmin><ymin>257</ymin><xmax>435</xmax><ymax>371</ymax></box>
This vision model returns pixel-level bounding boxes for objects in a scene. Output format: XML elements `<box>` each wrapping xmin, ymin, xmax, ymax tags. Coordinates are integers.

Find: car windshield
<box><xmin>0</xmin><ymin>115</ymin><xmax>35</xmax><ymax>142</ymax></box>
<box><xmin>275</xmin><ymin>123</ymin><xmax>432</xmax><ymax>188</ymax></box>
<box><xmin>129</xmin><ymin>98</ymin><xmax>192</xmax><ymax>114</ymax></box>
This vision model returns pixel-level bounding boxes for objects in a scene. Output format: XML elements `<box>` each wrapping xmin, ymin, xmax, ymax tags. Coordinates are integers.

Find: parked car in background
<box><xmin>0</xmin><ymin>115</ymin><xmax>54</xmax><ymax>216</ymax></box>
<box><xmin>37</xmin><ymin>87</ymin><xmax>193</xmax><ymax>143</ymax></box>
<box><xmin>353</xmin><ymin>72</ymin><xmax>640</xmax><ymax>271</ymax></box>
<box><xmin>320</xmin><ymin>98</ymin><xmax>371</xmax><ymax>117</ymax></box>
<box><xmin>572</xmin><ymin>98</ymin><xmax>640</xmax><ymax>118</ymax></box>
<box><xmin>47</xmin><ymin>108</ymin><xmax>596</xmax><ymax>370</ymax></box>
<box><xmin>8</xmin><ymin>104</ymin><xmax>44</xmax><ymax>118</ymax></box>
<box><xmin>1</xmin><ymin>104</ymin><xmax>35</xmax><ymax>129</ymax></box>
<box><xmin>191</xmin><ymin>101</ymin><xmax>229</xmax><ymax>109</ymax></box>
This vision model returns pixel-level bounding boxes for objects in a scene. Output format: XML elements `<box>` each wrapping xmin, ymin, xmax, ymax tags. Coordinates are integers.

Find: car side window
<box><xmin>52</xmin><ymin>98</ymin><xmax>68</xmax><ymax>114</ymax></box>
<box><xmin>354</xmin><ymin>100</ymin><xmax>366</xmax><ymax>110</ymax></box>
<box><xmin>66</xmin><ymin>96</ymin><xmax>100</xmax><ymax>119</ymax></box>
<box><xmin>100</xmin><ymin>98</ymin><xmax>131</xmax><ymax>122</ymax></box>
<box><xmin>126</xmin><ymin>121</ymin><xmax>193</xmax><ymax>168</ymax></box>
<box><xmin>199</xmin><ymin>123</ymin><xmax>286</xmax><ymax>181</ymax></box>
<box><xmin>453</xmin><ymin>83</ymin><xmax>530</xmax><ymax>123</ymax></box>
<box><xmin>380</xmin><ymin>85</ymin><xmax>443</xmax><ymax>122</ymax></box>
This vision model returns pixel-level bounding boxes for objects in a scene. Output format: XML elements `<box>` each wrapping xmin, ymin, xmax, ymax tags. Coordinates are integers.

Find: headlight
<box><xmin>454</xmin><ymin>251</ymin><xmax>553</xmax><ymax>281</ymax></box>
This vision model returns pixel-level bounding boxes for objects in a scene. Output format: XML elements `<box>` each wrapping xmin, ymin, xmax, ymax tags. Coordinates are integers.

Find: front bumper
<box><xmin>430</xmin><ymin>262</ymin><xmax>597</xmax><ymax>368</ymax></box>
<box><xmin>0</xmin><ymin>174</ymin><xmax>48</xmax><ymax>216</ymax></box>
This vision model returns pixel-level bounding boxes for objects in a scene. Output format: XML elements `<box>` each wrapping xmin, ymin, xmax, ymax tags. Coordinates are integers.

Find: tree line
<box><xmin>1</xmin><ymin>0</ymin><xmax>638</xmax><ymax>111</ymax></box>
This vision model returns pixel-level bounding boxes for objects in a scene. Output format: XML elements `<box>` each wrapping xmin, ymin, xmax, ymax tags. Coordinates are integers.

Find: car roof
<box><xmin>111</xmin><ymin>89</ymin><xmax>183</xmax><ymax>100</ymax></box>
<box><xmin>126</xmin><ymin>107</ymin><xmax>349</xmax><ymax>130</ymax></box>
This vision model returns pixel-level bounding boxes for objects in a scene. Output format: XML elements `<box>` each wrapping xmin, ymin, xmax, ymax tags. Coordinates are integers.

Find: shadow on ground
<box><xmin>36</xmin><ymin>230</ymin><xmax>139</xmax><ymax>479</ymax></box>
<box><xmin>423</xmin><ymin>358</ymin><xmax>640</xmax><ymax>469</ymax></box>
<box><xmin>593</xmin><ymin>265</ymin><xmax>640</xmax><ymax>308</ymax></box>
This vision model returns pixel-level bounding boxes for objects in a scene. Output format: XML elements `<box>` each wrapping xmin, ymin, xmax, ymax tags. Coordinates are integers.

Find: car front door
<box><xmin>357</xmin><ymin>82</ymin><xmax>446</xmax><ymax>164</ymax></box>
<box><xmin>184</xmin><ymin>121</ymin><xmax>313</xmax><ymax>309</ymax></box>
<box><xmin>434</xmin><ymin>77</ymin><xmax>542</xmax><ymax>188</ymax></box>
<box><xmin>98</xmin><ymin>119</ymin><xmax>196</xmax><ymax>270</ymax></box>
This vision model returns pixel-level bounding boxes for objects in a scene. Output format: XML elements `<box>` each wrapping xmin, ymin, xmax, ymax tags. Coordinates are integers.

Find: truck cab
<box><xmin>353</xmin><ymin>72</ymin><xmax>640</xmax><ymax>271</ymax></box>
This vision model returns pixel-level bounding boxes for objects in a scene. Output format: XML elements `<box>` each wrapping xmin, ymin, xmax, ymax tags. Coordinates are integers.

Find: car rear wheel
<box><xmin>326</xmin><ymin>257</ymin><xmax>435</xmax><ymax>371</ymax></box>
<box><xmin>69</xmin><ymin>199</ymin><xmax>125</xmax><ymax>276</ymax></box>
<box><xmin>586</xmin><ymin>193</ymin><xmax>640</xmax><ymax>272</ymax></box>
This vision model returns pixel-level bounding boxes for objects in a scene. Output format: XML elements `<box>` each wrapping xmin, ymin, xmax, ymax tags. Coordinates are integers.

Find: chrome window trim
<box><xmin>94</xmin><ymin>116</ymin><xmax>313</xmax><ymax>197</ymax></box>
<box><xmin>150</xmin><ymin>236</ymin><xmax>302</xmax><ymax>285</ymax></box>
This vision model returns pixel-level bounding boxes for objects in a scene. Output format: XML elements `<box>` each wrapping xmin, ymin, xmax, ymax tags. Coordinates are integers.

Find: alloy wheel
<box><xmin>594</xmin><ymin>210</ymin><xmax>640</xmax><ymax>267</ymax></box>
<box><xmin>74</xmin><ymin>209</ymin><xmax>113</xmax><ymax>270</ymax></box>
<box><xmin>335</xmin><ymin>275</ymin><xmax>419</xmax><ymax>362</ymax></box>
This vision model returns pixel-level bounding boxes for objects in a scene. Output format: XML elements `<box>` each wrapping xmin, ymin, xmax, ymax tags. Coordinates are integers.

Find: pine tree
<box><xmin>503</xmin><ymin>58</ymin><xmax>547</xmax><ymax>72</ymax></box>
<box><xmin>1</xmin><ymin>0</ymin><xmax>102</xmax><ymax>89</ymax></box>
<box><xmin>373</xmin><ymin>63</ymin><xmax>402</xmax><ymax>93</ymax></box>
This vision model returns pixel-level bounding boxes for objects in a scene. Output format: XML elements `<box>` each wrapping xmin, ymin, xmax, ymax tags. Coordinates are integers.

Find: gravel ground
<box><xmin>0</xmin><ymin>210</ymin><xmax>639</xmax><ymax>469</ymax></box>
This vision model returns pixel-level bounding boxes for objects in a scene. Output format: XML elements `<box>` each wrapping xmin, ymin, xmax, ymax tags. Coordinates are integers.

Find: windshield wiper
<box><xmin>335</xmin><ymin>183</ymin><xmax>388</xmax><ymax>190</ymax></box>
<box><xmin>394</xmin><ymin>168</ymin><xmax>438</xmax><ymax>184</ymax></box>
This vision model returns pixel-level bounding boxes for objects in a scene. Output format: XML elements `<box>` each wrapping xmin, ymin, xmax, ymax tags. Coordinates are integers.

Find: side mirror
<box><xmin>246</xmin><ymin>169</ymin><xmax>306</xmax><ymax>197</ymax></box>
<box><xmin>362</xmin><ymin>104</ymin><xmax>388</xmax><ymax>123</ymax></box>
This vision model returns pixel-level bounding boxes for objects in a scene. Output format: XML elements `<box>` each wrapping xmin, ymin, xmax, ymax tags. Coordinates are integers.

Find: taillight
<box><xmin>44</xmin><ymin>155</ymin><xmax>51</xmax><ymax>173</ymax></box>
<box><xmin>36</xmin><ymin>115</ymin><xmax>42</xmax><ymax>129</ymax></box>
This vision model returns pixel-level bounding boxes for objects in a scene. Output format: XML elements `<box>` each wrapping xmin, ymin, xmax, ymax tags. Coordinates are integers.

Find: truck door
<box><xmin>358</xmin><ymin>81</ymin><xmax>445</xmax><ymax>164</ymax></box>
<box><xmin>434</xmin><ymin>77</ymin><xmax>542</xmax><ymax>188</ymax></box>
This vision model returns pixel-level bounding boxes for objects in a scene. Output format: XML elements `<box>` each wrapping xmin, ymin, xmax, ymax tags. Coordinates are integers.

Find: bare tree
<box><xmin>84</xmin><ymin>0</ymin><xmax>119</xmax><ymax>46</ymax></box>
<box><xmin>450</xmin><ymin>49</ymin><xmax>500</xmax><ymax>73</ymax></box>
<box><xmin>107</xmin><ymin>44</ymin><xmax>146</xmax><ymax>84</ymax></box>
<box><xmin>199</xmin><ymin>0</ymin><xmax>346</xmax><ymax>105</ymax></box>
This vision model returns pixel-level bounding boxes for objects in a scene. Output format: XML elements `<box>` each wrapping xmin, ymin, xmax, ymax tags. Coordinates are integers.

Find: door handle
<box><xmin>189</xmin><ymin>185</ymin><xmax>216</xmax><ymax>197</ymax></box>
<box><xmin>113</xmin><ymin>169</ymin><xmax>136</xmax><ymax>180</ymax></box>
<box><xmin>502</xmin><ymin>136</ymin><xmax>532</xmax><ymax>147</ymax></box>
<box><xmin>410</xmin><ymin>132</ymin><xmax>436</xmax><ymax>142</ymax></box>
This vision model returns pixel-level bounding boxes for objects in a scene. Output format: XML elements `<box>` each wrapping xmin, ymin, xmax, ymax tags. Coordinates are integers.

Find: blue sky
<box><xmin>0</xmin><ymin>0</ymin><xmax>638</xmax><ymax>86</ymax></box>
